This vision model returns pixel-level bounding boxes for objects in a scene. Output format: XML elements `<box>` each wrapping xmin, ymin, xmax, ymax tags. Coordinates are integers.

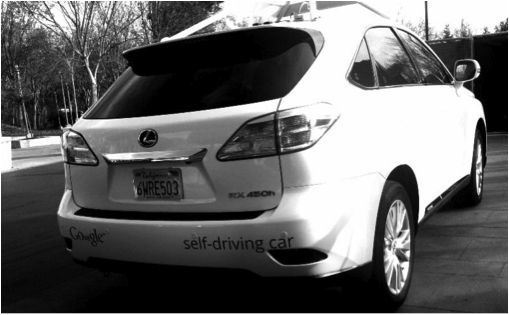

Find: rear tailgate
<box><xmin>68</xmin><ymin>25</ymin><xmax>324</xmax><ymax>214</ymax></box>
<box><xmin>70</xmin><ymin>102</ymin><xmax>282</xmax><ymax>213</ymax></box>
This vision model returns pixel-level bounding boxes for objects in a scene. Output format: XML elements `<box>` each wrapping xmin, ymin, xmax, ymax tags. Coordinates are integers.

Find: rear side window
<box><xmin>349</xmin><ymin>39</ymin><xmax>375</xmax><ymax>88</ymax></box>
<box><xmin>85</xmin><ymin>27</ymin><xmax>324</xmax><ymax>119</ymax></box>
<box><xmin>395</xmin><ymin>29</ymin><xmax>452</xmax><ymax>84</ymax></box>
<box><xmin>364</xmin><ymin>27</ymin><xmax>420</xmax><ymax>87</ymax></box>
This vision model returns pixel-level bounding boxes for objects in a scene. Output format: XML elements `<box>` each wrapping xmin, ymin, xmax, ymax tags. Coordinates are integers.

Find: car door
<box><xmin>361</xmin><ymin>26</ymin><xmax>450</xmax><ymax>209</ymax></box>
<box><xmin>395</xmin><ymin>29</ymin><xmax>468</xmax><ymax>188</ymax></box>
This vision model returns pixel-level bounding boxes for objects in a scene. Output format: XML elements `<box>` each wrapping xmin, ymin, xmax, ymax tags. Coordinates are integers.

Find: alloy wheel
<box><xmin>475</xmin><ymin>139</ymin><xmax>483</xmax><ymax>196</ymax></box>
<box><xmin>383</xmin><ymin>200</ymin><xmax>411</xmax><ymax>295</ymax></box>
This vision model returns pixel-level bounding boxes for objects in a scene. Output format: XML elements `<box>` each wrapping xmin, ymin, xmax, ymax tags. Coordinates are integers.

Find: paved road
<box><xmin>1</xmin><ymin>135</ymin><xmax>507</xmax><ymax>312</ymax></box>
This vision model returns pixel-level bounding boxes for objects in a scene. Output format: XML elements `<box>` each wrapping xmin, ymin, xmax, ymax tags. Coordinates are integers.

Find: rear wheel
<box><xmin>370</xmin><ymin>181</ymin><xmax>415</xmax><ymax>310</ymax></box>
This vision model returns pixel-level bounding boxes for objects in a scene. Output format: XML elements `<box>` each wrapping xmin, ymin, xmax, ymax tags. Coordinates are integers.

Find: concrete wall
<box><xmin>11</xmin><ymin>136</ymin><xmax>61</xmax><ymax>149</ymax></box>
<box><xmin>1</xmin><ymin>137</ymin><xmax>12</xmax><ymax>171</ymax></box>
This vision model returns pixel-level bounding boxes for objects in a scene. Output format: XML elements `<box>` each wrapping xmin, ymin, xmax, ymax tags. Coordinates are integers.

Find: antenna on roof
<box><xmin>356</xmin><ymin>2</ymin><xmax>390</xmax><ymax>19</ymax></box>
<box><xmin>168</xmin><ymin>9</ymin><xmax>230</xmax><ymax>41</ymax></box>
<box><xmin>308</xmin><ymin>1</ymin><xmax>318</xmax><ymax>21</ymax></box>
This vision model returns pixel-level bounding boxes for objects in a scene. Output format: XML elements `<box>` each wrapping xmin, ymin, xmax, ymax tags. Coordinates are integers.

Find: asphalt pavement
<box><xmin>1</xmin><ymin>134</ymin><xmax>507</xmax><ymax>312</ymax></box>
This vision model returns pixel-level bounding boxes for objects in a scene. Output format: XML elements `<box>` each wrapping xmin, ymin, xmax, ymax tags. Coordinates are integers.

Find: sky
<box><xmin>224</xmin><ymin>1</ymin><xmax>508</xmax><ymax>36</ymax></box>
<box><xmin>365</xmin><ymin>1</ymin><xmax>508</xmax><ymax>35</ymax></box>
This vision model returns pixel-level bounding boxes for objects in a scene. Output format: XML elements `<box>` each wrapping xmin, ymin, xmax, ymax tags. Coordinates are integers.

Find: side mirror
<box><xmin>454</xmin><ymin>59</ymin><xmax>481</xmax><ymax>82</ymax></box>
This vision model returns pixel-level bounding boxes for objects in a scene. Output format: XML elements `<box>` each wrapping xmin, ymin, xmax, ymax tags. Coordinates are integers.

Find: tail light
<box><xmin>216</xmin><ymin>114</ymin><xmax>277</xmax><ymax>161</ymax></box>
<box><xmin>277</xmin><ymin>103</ymin><xmax>340</xmax><ymax>153</ymax></box>
<box><xmin>61</xmin><ymin>130</ymin><xmax>99</xmax><ymax>166</ymax></box>
<box><xmin>217</xmin><ymin>103</ymin><xmax>339</xmax><ymax>161</ymax></box>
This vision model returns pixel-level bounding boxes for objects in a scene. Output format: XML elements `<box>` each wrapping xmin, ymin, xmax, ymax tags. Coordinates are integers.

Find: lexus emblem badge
<box><xmin>138</xmin><ymin>129</ymin><xmax>158</xmax><ymax>148</ymax></box>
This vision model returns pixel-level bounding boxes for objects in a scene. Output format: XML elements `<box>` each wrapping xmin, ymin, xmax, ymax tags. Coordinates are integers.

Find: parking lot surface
<box><xmin>398</xmin><ymin>133</ymin><xmax>507</xmax><ymax>313</ymax></box>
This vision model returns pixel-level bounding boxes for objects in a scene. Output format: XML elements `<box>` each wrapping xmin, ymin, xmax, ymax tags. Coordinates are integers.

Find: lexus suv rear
<box><xmin>58</xmin><ymin>3</ymin><xmax>486</xmax><ymax>309</ymax></box>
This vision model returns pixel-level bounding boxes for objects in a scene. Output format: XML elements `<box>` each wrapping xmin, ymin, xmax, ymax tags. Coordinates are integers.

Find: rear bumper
<box><xmin>74</xmin><ymin>256</ymin><xmax>374</xmax><ymax>286</ymax></box>
<box><xmin>58</xmin><ymin>173</ymin><xmax>385</xmax><ymax>278</ymax></box>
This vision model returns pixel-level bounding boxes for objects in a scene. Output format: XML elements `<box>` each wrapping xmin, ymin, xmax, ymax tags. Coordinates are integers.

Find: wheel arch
<box><xmin>386</xmin><ymin>165</ymin><xmax>420</xmax><ymax>233</ymax></box>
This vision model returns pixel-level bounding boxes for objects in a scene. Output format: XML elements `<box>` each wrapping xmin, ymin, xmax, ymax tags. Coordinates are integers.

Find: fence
<box><xmin>428</xmin><ymin>32</ymin><xmax>508</xmax><ymax>132</ymax></box>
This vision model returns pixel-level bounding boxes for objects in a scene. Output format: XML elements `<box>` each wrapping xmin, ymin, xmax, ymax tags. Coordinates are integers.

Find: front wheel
<box><xmin>370</xmin><ymin>181</ymin><xmax>415</xmax><ymax>310</ymax></box>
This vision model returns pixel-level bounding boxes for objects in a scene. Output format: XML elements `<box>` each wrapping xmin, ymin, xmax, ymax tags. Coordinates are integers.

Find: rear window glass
<box><xmin>85</xmin><ymin>27</ymin><xmax>324</xmax><ymax>119</ymax></box>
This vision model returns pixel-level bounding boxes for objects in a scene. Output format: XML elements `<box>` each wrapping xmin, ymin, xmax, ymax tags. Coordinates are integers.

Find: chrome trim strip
<box><xmin>103</xmin><ymin>148</ymin><xmax>207</xmax><ymax>165</ymax></box>
<box><xmin>420</xmin><ymin>174</ymin><xmax>470</xmax><ymax>226</ymax></box>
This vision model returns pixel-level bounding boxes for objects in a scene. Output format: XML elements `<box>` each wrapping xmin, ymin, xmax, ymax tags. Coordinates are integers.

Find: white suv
<box><xmin>58</xmin><ymin>3</ymin><xmax>486</xmax><ymax>308</ymax></box>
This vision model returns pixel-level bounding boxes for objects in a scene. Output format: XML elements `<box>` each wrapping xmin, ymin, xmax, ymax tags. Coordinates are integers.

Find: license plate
<box><xmin>133</xmin><ymin>168</ymin><xmax>184</xmax><ymax>199</ymax></box>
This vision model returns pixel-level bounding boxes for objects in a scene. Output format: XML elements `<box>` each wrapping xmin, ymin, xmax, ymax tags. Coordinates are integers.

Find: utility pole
<box><xmin>59</xmin><ymin>72</ymin><xmax>70</xmax><ymax>126</ymax></box>
<box><xmin>15</xmin><ymin>65</ymin><xmax>32</xmax><ymax>138</ymax></box>
<box><xmin>425</xmin><ymin>1</ymin><xmax>429</xmax><ymax>41</ymax></box>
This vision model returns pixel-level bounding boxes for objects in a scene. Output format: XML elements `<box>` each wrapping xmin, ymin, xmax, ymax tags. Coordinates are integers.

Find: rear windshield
<box><xmin>85</xmin><ymin>27</ymin><xmax>324</xmax><ymax>119</ymax></box>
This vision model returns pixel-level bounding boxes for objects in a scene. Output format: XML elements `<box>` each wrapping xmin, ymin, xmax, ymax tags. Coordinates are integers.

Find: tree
<box><xmin>396</xmin><ymin>16</ymin><xmax>439</xmax><ymax>41</ymax></box>
<box><xmin>454</xmin><ymin>19</ymin><xmax>472</xmax><ymax>38</ymax></box>
<box><xmin>25</xmin><ymin>2</ymin><xmax>141</xmax><ymax>106</ymax></box>
<box><xmin>213</xmin><ymin>15</ymin><xmax>253</xmax><ymax>33</ymax></box>
<box><xmin>1</xmin><ymin>1</ymin><xmax>35</xmax><ymax>127</ymax></box>
<box><xmin>2</xmin><ymin>1</ymin><xmax>229</xmax><ymax>129</ymax></box>
<box><xmin>23</xmin><ymin>28</ymin><xmax>60</xmax><ymax>129</ymax></box>
<box><xmin>483</xmin><ymin>27</ymin><xmax>491</xmax><ymax>35</ymax></box>
<box><xmin>2</xmin><ymin>2</ymin><xmax>71</xmax><ymax>130</ymax></box>
<box><xmin>494</xmin><ymin>18</ymin><xmax>508</xmax><ymax>33</ymax></box>
<box><xmin>442</xmin><ymin>24</ymin><xmax>453</xmax><ymax>39</ymax></box>
<box><xmin>138</xmin><ymin>2</ymin><xmax>222</xmax><ymax>44</ymax></box>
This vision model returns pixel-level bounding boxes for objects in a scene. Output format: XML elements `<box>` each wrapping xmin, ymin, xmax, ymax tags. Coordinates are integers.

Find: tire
<box><xmin>455</xmin><ymin>129</ymin><xmax>484</xmax><ymax>207</ymax></box>
<box><xmin>370</xmin><ymin>181</ymin><xmax>415</xmax><ymax>310</ymax></box>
